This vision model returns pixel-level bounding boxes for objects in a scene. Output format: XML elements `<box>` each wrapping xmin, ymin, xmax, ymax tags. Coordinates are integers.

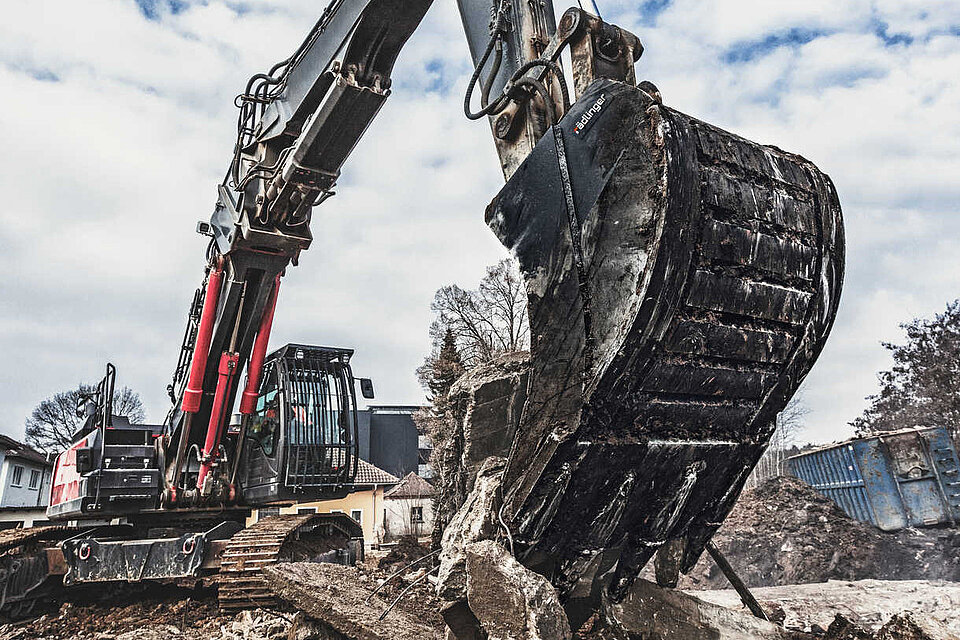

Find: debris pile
<box><xmin>0</xmin><ymin>586</ymin><xmax>290</xmax><ymax>640</ymax></box>
<box><xmin>678</xmin><ymin>476</ymin><xmax>960</xmax><ymax>589</ymax></box>
<box><xmin>376</xmin><ymin>535</ymin><xmax>432</xmax><ymax>573</ymax></box>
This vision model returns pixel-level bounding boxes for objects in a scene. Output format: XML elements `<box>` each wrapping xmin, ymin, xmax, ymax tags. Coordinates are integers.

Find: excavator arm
<box><xmin>160</xmin><ymin>0</ymin><xmax>644</xmax><ymax>508</ymax></box>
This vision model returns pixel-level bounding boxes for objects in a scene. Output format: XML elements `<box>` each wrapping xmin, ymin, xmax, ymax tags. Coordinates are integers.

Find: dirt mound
<box><xmin>377</xmin><ymin>536</ymin><xmax>433</xmax><ymax>572</ymax></box>
<box><xmin>680</xmin><ymin>476</ymin><xmax>960</xmax><ymax>589</ymax></box>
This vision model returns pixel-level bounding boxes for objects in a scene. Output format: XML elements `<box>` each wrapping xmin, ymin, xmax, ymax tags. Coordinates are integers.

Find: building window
<box><xmin>297</xmin><ymin>507</ymin><xmax>317</xmax><ymax>515</ymax></box>
<box><xmin>410</xmin><ymin>506</ymin><xmax>424</xmax><ymax>523</ymax></box>
<box><xmin>10</xmin><ymin>465</ymin><xmax>23</xmax><ymax>487</ymax></box>
<box><xmin>28</xmin><ymin>469</ymin><xmax>41</xmax><ymax>490</ymax></box>
<box><xmin>351</xmin><ymin>509</ymin><xmax>363</xmax><ymax>524</ymax></box>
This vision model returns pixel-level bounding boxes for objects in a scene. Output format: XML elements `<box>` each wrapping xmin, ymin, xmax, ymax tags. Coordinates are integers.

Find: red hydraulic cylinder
<box><xmin>181</xmin><ymin>266</ymin><xmax>224</xmax><ymax>414</ymax></box>
<box><xmin>196</xmin><ymin>351</ymin><xmax>240</xmax><ymax>491</ymax></box>
<box><xmin>240</xmin><ymin>276</ymin><xmax>281</xmax><ymax>415</ymax></box>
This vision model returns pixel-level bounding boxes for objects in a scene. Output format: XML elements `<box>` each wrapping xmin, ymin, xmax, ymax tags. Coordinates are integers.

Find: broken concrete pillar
<box><xmin>437</xmin><ymin>456</ymin><xmax>506</xmax><ymax>603</ymax></box>
<box><xmin>263</xmin><ymin>563</ymin><xmax>442</xmax><ymax>640</ymax></box>
<box><xmin>450</xmin><ymin>352</ymin><xmax>529</xmax><ymax>495</ymax></box>
<box><xmin>433</xmin><ymin>354</ymin><xmax>529</xmax><ymax>543</ymax></box>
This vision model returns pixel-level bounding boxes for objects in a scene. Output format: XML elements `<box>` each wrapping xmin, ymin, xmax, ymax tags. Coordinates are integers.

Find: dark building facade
<box><xmin>357</xmin><ymin>406</ymin><xmax>431</xmax><ymax>480</ymax></box>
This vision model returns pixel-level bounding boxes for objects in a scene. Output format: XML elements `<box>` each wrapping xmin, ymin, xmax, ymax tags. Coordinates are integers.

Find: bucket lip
<box><xmin>786</xmin><ymin>424</ymin><xmax>949</xmax><ymax>461</ymax></box>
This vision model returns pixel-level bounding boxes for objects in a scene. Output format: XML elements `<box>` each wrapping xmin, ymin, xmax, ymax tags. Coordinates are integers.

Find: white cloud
<box><xmin>1</xmin><ymin>0</ymin><xmax>958</xmax><ymax>448</ymax></box>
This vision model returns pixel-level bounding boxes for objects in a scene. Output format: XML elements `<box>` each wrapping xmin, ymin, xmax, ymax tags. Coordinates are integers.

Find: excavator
<box><xmin>0</xmin><ymin>0</ymin><xmax>844</xmax><ymax>626</ymax></box>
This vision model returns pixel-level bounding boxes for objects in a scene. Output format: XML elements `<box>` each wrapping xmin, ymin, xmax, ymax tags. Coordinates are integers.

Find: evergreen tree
<box><xmin>428</xmin><ymin>327</ymin><xmax>465</xmax><ymax>401</ymax></box>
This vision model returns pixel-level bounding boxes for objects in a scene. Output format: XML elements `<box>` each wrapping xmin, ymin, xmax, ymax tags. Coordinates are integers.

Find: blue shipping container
<box><xmin>787</xmin><ymin>426</ymin><xmax>960</xmax><ymax>531</ymax></box>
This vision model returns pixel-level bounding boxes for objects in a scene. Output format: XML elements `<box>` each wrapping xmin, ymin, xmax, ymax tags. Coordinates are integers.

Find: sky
<box><xmin>0</xmin><ymin>0</ymin><xmax>958</xmax><ymax>446</ymax></box>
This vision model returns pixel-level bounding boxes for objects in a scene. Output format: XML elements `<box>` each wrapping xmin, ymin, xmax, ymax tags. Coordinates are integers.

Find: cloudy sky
<box><xmin>0</xmin><ymin>0</ymin><xmax>957</xmax><ymax>445</ymax></box>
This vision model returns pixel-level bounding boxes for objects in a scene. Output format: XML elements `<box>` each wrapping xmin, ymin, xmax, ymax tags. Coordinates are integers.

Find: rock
<box><xmin>824</xmin><ymin>615</ymin><xmax>874</xmax><ymax>640</ymax></box>
<box><xmin>464</xmin><ymin>540</ymin><xmax>571</xmax><ymax>640</ymax></box>
<box><xmin>436</xmin><ymin>456</ymin><xmax>506</xmax><ymax>602</ymax></box>
<box><xmin>604</xmin><ymin>579</ymin><xmax>802</xmax><ymax>639</ymax></box>
<box><xmin>439</xmin><ymin>601</ymin><xmax>485</xmax><ymax>640</ymax></box>
<box><xmin>877</xmin><ymin>613</ymin><xmax>960</xmax><ymax>640</ymax></box>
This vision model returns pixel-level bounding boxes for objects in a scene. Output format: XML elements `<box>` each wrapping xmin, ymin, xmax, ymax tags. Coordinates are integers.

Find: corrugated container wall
<box><xmin>788</xmin><ymin>426</ymin><xmax>960</xmax><ymax>531</ymax></box>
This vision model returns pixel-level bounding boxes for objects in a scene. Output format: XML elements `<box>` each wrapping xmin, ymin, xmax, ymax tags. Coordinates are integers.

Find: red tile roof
<box><xmin>354</xmin><ymin>458</ymin><xmax>400</xmax><ymax>486</ymax></box>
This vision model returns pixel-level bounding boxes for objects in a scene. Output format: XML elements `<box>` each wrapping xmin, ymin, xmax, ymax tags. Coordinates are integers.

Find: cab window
<box><xmin>248</xmin><ymin>371</ymin><xmax>280</xmax><ymax>456</ymax></box>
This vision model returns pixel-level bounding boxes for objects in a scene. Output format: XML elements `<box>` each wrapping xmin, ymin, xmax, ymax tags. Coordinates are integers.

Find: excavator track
<box><xmin>218</xmin><ymin>513</ymin><xmax>359</xmax><ymax>611</ymax></box>
<box><xmin>218</xmin><ymin>514</ymin><xmax>313</xmax><ymax>610</ymax></box>
<box><xmin>0</xmin><ymin>526</ymin><xmax>65</xmax><ymax>556</ymax></box>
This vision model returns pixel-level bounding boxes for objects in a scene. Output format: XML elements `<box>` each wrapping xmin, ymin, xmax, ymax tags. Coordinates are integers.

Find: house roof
<box><xmin>354</xmin><ymin>458</ymin><xmax>400</xmax><ymax>486</ymax></box>
<box><xmin>0</xmin><ymin>435</ymin><xmax>50</xmax><ymax>467</ymax></box>
<box><xmin>384</xmin><ymin>472</ymin><xmax>435</xmax><ymax>499</ymax></box>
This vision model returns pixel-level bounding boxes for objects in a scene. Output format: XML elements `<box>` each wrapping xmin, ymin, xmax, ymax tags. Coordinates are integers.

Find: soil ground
<box><xmin>675</xmin><ymin>477</ymin><xmax>960</xmax><ymax>590</ymax></box>
<box><xmin>3</xmin><ymin>478</ymin><xmax>958</xmax><ymax>639</ymax></box>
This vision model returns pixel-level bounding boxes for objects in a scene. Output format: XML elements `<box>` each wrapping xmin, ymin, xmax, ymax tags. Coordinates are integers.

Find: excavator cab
<box><xmin>237</xmin><ymin>343</ymin><xmax>363</xmax><ymax>505</ymax></box>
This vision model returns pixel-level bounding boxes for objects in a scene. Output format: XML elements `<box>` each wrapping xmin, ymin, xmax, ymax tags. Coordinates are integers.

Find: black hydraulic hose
<box><xmin>243</xmin><ymin>72</ymin><xmax>282</xmax><ymax>98</ymax></box>
<box><xmin>480</xmin><ymin>39</ymin><xmax>503</xmax><ymax>108</ymax></box>
<box><xmin>510</xmin><ymin>58</ymin><xmax>571</xmax><ymax>112</ymax></box>
<box><xmin>464</xmin><ymin>30</ymin><xmax>505</xmax><ymax>119</ymax></box>
<box><xmin>513</xmin><ymin>76</ymin><xmax>556</xmax><ymax>127</ymax></box>
<box><xmin>464</xmin><ymin>0</ymin><xmax>509</xmax><ymax>120</ymax></box>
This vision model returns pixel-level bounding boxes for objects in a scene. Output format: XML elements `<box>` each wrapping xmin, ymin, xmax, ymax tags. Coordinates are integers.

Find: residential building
<box><xmin>383</xmin><ymin>472</ymin><xmax>435</xmax><ymax>541</ymax></box>
<box><xmin>250</xmin><ymin>458</ymin><xmax>399</xmax><ymax>548</ymax></box>
<box><xmin>0</xmin><ymin>435</ymin><xmax>53</xmax><ymax>529</ymax></box>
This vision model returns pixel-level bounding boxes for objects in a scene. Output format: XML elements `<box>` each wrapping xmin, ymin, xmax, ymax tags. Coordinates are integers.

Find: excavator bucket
<box><xmin>488</xmin><ymin>78</ymin><xmax>844</xmax><ymax>601</ymax></box>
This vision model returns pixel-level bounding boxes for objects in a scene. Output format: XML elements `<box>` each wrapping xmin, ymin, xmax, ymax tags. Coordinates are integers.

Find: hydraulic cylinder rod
<box><xmin>181</xmin><ymin>265</ymin><xmax>224</xmax><ymax>414</ymax></box>
<box><xmin>229</xmin><ymin>276</ymin><xmax>281</xmax><ymax>495</ymax></box>
<box><xmin>239</xmin><ymin>276</ymin><xmax>281</xmax><ymax>415</ymax></box>
<box><xmin>170</xmin><ymin>264</ymin><xmax>223</xmax><ymax>501</ymax></box>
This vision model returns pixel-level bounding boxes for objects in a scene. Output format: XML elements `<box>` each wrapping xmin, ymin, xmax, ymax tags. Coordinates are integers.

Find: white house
<box><xmin>0</xmin><ymin>435</ymin><xmax>53</xmax><ymax>528</ymax></box>
<box><xmin>383</xmin><ymin>472</ymin><xmax>435</xmax><ymax>541</ymax></box>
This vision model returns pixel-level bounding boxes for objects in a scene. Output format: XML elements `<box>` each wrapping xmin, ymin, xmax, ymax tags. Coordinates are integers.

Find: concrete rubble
<box><xmin>464</xmin><ymin>540</ymin><xmax>571</xmax><ymax>640</ymax></box>
<box><xmin>262</xmin><ymin>563</ymin><xmax>442</xmax><ymax>640</ymax></box>
<box><xmin>694</xmin><ymin>580</ymin><xmax>960</xmax><ymax>637</ymax></box>
<box><xmin>432</xmin><ymin>353</ymin><xmax>529</xmax><ymax>542</ymax></box>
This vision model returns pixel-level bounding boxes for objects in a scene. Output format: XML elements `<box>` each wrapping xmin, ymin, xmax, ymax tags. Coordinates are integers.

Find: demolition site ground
<box><xmin>1</xmin><ymin>477</ymin><xmax>958</xmax><ymax>640</ymax></box>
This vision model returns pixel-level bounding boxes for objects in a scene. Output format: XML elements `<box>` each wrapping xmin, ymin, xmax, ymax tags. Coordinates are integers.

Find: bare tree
<box><xmin>25</xmin><ymin>384</ymin><xmax>146</xmax><ymax>454</ymax></box>
<box><xmin>418</xmin><ymin>258</ymin><xmax>529</xmax><ymax>384</ymax></box>
<box><xmin>745</xmin><ymin>392</ymin><xmax>809</xmax><ymax>489</ymax></box>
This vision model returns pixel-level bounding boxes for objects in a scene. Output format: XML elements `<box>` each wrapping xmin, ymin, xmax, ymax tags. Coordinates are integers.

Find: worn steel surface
<box><xmin>487</xmin><ymin>77</ymin><xmax>844</xmax><ymax>601</ymax></box>
<box><xmin>789</xmin><ymin>426</ymin><xmax>960</xmax><ymax>531</ymax></box>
